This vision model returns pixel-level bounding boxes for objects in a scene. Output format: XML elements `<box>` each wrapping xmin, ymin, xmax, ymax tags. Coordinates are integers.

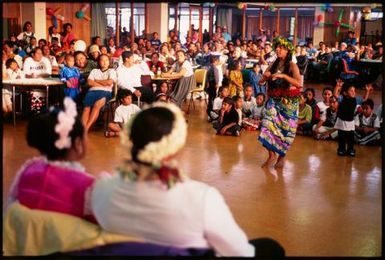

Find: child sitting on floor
<box><xmin>6</xmin><ymin>97</ymin><xmax>97</xmax><ymax>222</ymax></box>
<box><xmin>297</xmin><ymin>93</ymin><xmax>313</xmax><ymax>136</ymax></box>
<box><xmin>354</xmin><ymin>98</ymin><xmax>381</xmax><ymax>145</ymax></box>
<box><xmin>208</xmin><ymin>86</ymin><xmax>229</xmax><ymax>122</ymax></box>
<box><xmin>213</xmin><ymin>97</ymin><xmax>241</xmax><ymax>136</ymax></box>
<box><xmin>243</xmin><ymin>92</ymin><xmax>266</xmax><ymax>130</ymax></box>
<box><xmin>313</xmin><ymin>95</ymin><xmax>339</xmax><ymax>140</ymax></box>
<box><xmin>106</xmin><ymin>89</ymin><xmax>141</xmax><ymax>137</ymax></box>
<box><xmin>232</xmin><ymin>95</ymin><xmax>243</xmax><ymax>129</ymax></box>
<box><xmin>242</xmin><ymin>84</ymin><xmax>256</xmax><ymax>118</ymax></box>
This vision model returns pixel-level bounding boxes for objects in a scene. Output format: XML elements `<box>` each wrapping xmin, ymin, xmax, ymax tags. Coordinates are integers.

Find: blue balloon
<box><xmin>51</xmin><ymin>15</ymin><xmax>58</xmax><ymax>29</ymax></box>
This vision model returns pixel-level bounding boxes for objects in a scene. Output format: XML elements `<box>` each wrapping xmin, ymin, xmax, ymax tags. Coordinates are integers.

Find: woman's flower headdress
<box><xmin>121</xmin><ymin>102</ymin><xmax>187</xmax><ymax>165</ymax></box>
<box><xmin>54</xmin><ymin>97</ymin><xmax>77</xmax><ymax>150</ymax></box>
<box><xmin>273</xmin><ymin>36</ymin><xmax>295</xmax><ymax>54</ymax></box>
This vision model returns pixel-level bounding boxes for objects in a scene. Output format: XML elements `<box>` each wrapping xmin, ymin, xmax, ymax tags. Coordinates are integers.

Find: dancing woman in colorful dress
<box><xmin>258</xmin><ymin>37</ymin><xmax>302</xmax><ymax>168</ymax></box>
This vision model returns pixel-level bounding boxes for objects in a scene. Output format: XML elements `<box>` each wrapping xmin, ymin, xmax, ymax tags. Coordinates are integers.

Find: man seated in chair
<box><xmin>309</xmin><ymin>44</ymin><xmax>333</xmax><ymax>81</ymax></box>
<box><xmin>116</xmin><ymin>51</ymin><xmax>155</xmax><ymax>105</ymax></box>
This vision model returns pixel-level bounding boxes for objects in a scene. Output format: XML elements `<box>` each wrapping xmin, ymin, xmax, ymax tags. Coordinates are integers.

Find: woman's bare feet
<box><xmin>262</xmin><ymin>152</ymin><xmax>277</xmax><ymax>168</ymax></box>
<box><xmin>274</xmin><ymin>156</ymin><xmax>285</xmax><ymax>168</ymax></box>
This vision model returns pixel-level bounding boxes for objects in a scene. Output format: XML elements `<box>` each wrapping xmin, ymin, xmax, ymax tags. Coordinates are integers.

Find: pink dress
<box><xmin>8</xmin><ymin>157</ymin><xmax>95</xmax><ymax>221</ymax></box>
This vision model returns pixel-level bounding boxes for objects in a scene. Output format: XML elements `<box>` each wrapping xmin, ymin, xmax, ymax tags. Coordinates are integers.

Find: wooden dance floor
<box><xmin>2</xmin><ymin>83</ymin><xmax>382</xmax><ymax>256</ymax></box>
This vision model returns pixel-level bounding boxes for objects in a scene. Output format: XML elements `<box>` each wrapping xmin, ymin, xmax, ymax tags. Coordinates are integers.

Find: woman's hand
<box><xmin>263</xmin><ymin>71</ymin><xmax>271</xmax><ymax>80</ymax></box>
<box><xmin>271</xmin><ymin>73</ymin><xmax>286</xmax><ymax>81</ymax></box>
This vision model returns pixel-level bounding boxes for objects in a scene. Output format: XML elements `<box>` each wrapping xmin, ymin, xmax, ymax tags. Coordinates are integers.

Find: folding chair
<box><xmin>103</xmin><ymin>82</ymin><xmax>119</xmax><ymax>132</ymax></box>
<box><xmin>187</xmin><ymin>69</ymin><xmax>207</xmax><ymax>114</ymax></box>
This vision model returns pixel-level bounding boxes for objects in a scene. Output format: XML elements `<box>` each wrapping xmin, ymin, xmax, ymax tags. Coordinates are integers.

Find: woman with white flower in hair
<box><xmin>6</xmin><ymin>97</ymin><xmax>97</xmax><ymax>223</ymax></box>
<box><xmin>91</xmin><ymin>102</ymin><xmax>285</xmax><ymax>257</ymax></box>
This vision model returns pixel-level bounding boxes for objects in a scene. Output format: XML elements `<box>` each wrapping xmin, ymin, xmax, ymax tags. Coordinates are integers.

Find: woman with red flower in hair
<box><xmin>258</xmin><ymin>37</ymin><xmax>302</xmax><ymax>168</ymax></box>
<box><xmin>91</xmin><ymin>102</ymin><xmax>285</xmax><ymax>257</ymax></box>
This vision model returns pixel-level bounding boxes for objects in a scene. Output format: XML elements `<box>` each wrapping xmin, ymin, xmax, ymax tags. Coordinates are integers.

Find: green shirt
<box><xmin>299</xmin><ymin>104</ymin><xmax>312</xmax><ymax>123</ymax></box>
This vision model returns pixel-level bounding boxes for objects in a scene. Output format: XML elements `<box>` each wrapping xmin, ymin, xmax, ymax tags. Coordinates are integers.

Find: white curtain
<box><xmin>91</xmin><ymin>3</ymin><xmax>107</xmax><ymax>44</ymax></box>
<box><xmin>217</xmin><ymin>8</ymin><xmax>232</xmax><ymax>33</ymax></box>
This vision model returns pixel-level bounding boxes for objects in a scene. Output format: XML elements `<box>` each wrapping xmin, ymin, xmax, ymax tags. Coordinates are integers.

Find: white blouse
<box><xmin>172</xmin><ymin>60</ymin><xmax>194</xmax><ymax>77</ymax></box>
<box><xmin>91</xmin><ymin>176</ymin><xmax>254</xmax><ymax>257</ymax></box>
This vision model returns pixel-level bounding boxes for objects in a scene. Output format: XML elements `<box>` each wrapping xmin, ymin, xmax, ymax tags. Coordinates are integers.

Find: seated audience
<box><xmin>82</xmin><ymin>54</ymin><xmax>117</xmax><ymax>132</ymax></box>
<box><xmin>241</xmin><ymin>84</ymin><xmax>256</xmax><ymax>117</ymax></box>
<box><xmin>6</xmin><ymin>97</ymin><xmax>96</xmax><ymax>222</ymax></box>
<box><xmin>117</xmin><ymin>51</ymin><xmax>154</xmax><ymax>104</ymax></box>
<box><xmin>354</xmin><ymin>99</ymin><xmax>381</xmax><ymax>145</ymax></box>
<box><xmin>106</xmin><ymin>89</ymin><xmax>141</xmax><ymax>137</ymax></box>
<box><xmin>242</xmin><ymin>92</ymin><xmax>266</xmax><ymax>130</ymax></box>
<box><xmin>208</xmin><ymin>86</ymin><xmax>229</xmax><ymax>122</ymax></box>
<box><xmin>313</xmin><ymin>96</ymin><xmax>339</xmax><ymax>140</ymax></box>
<box><xmin>91</xmin><ymin>102</ymin><xmax>285</xmax><ymax>257</ymax></box>
<box><xmin>297</xmin><ymin>93</ymin><xmax>313</xmax><ymax>136</ymax></box>
<box><xmin>162</xmin><ymin>50</ymin><xmax>196</xmax><ymax>108</ymax></box>
<box><xmin>213</xmin><ymin>97</ymin><xmax>241</xmax><ymax>136</ymax></box>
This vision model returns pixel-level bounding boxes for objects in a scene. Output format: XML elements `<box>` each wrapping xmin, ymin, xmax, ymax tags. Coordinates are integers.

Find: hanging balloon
<box><xmin>243</xmin><ymin>3</ymin><xmax>247</xmax><ymax>10</ymax></box>
<box><xmin>75</xmin><ymin>10</ymin><xmax>84</xmax><ymax>19</ymax></box>
<box><xmin>264</xmin><ymin>5</ymin><xmax>269</xmax><ymax>11</ymax></box>
<box><xmin>46</xmin><ymin>8</ymin><xmax>54</xmax><ymax>16</ymax></box>
<box><xmin>51</xmin><ymin>15</ymin><xmax>58</xmax><ymax>29</ymax></box>
<box><xmin>317</xmin><ymin>14</ymin><xmax>323</xmax><ymax>22</ymax></box>
<box><xmin>370</xmin><ymin>3</ymin><xmax>377</xmax><ymax>9</ymax></box>
<box><xmin>210</xmin><ymin>3</ymin><xmax>215</xmax><ymax>8</ymax></box>
<box><xmin>114</xmin><ymin>48</ymin><xmax>124</xmax><ymax>58</ymax></box>
<box><xmin>327</xmin><ymin>7</ymin><xmax>333</xmax><ymax>13</ymax></box>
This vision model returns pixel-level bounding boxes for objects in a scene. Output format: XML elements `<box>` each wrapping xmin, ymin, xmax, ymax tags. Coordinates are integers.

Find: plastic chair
<box><xmin>187</xmin><ymin>69</ymin><xmax>207</xmax><ymax>114</ymax></box>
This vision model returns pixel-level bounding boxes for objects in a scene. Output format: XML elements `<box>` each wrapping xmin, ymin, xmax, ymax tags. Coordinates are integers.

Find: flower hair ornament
<box><xmin>273</xmin><ymin>36</ymin><xmax>295</xmax><ymax>55</ymax></box>
<box><xmin>54</xmin><ymin>97</ymin><xmax>78</xmax><ymax>150</ymax></box>
<box><xmin>119</xmin><ymin>102</ymin><xmax>187</xmax><ymax>189</ymax></box>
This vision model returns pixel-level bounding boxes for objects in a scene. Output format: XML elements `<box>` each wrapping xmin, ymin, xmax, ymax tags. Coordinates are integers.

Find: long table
<box><xmin>2</xmin><ymin>77</ymin><xmax>65</xmax><ymax>126</ymax></box>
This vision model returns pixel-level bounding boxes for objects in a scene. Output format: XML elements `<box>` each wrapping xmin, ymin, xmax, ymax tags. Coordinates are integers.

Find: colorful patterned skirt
<box><xmin>258</xmin><ymin>95</ymin><xmax>300</xmax><ymax>157</ymax></box>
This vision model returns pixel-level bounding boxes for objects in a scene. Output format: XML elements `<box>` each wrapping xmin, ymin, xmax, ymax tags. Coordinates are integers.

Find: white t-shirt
<box><xmin>48</xmin><ymin>33</ymin><xmax>62</xmax><ymax>47</ymax></box>
<box><xmin>47</xmin><ymin>55</ymin><xmax>58</xmax><ymax>67</ymax></box>
<box><xmin>215</xmin><ymin>64</ymin><xmax>223</xmax><ymax>87</ymax></box>
<box><xmin>17</xmin><ymin>31</ymin><xmax>34</xmax><ymax>42</ymax></box>
<box><xmin>91</xmin><ymin>176</ymin><xmax>255</xmax><ymax>257</ymax></box>
<box><xmin>354</xmin><ymin>113</ymin><xmax>380</xmax><ymax>128</ymax></box>
<box><xmin>213</xmin><ymin>96</ymin><xmax>224</xmax><ymax>111</ymax></box>
<box><xmin>114</xmin><ymin>104</ymin><xmax>141</xmax><ymax>124</ymax></box>
<box><xmin>6</xmin><ymin>68</ymin><xmax>24</xmax><ymax>80</ymax></box>
<box><xmin>242</xmin><ymin>97</ymin><xmax>256</xmax><ymax>113</ymax></box>
<box><xmin>23</xmin><ymin>57</ymin><xmax>52</xmax><ymax>77</ymax></box>
<box><xmin>88</xmin><ymin>68</ymin><xmax>117</xmax><ymax>92</ymax></box>
<box><xmin>172</xmin><ymin>60</ymin><xmax>194</xmax><ymax>77</ymax></box>
<box><xmin>116</xmin><ymin>64</ymin><xmax>143</xmax><ymax>93</ymax></box>
<box><xmin>317</xmin><ymin>101</ymin><xmax>329</xmax><ymax>117</ymax></box>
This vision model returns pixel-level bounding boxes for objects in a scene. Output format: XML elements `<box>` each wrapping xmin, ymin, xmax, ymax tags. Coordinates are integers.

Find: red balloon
<box><xmin>264</xmin><ymin>5</ymin><xmax>269</xmax><ymax>10</ymax></box>
<box><xmin>334</xmin><ymin>21</ymin><xmax>341</xmax><ymax>27</ymax></box>
<box><xmin>114</xmin><ymin>48</ymin><xmax>123</xmax><ymax>58</ymax></box>
<box><xmin>317</xmin><ymin>14</ymin><xmax>323</xmax><ymax>22</ymax></box>
<box><xmin>46</xmin><ymin>8</ymin><xmax>54</xmax><ymax>16</ymax></box>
